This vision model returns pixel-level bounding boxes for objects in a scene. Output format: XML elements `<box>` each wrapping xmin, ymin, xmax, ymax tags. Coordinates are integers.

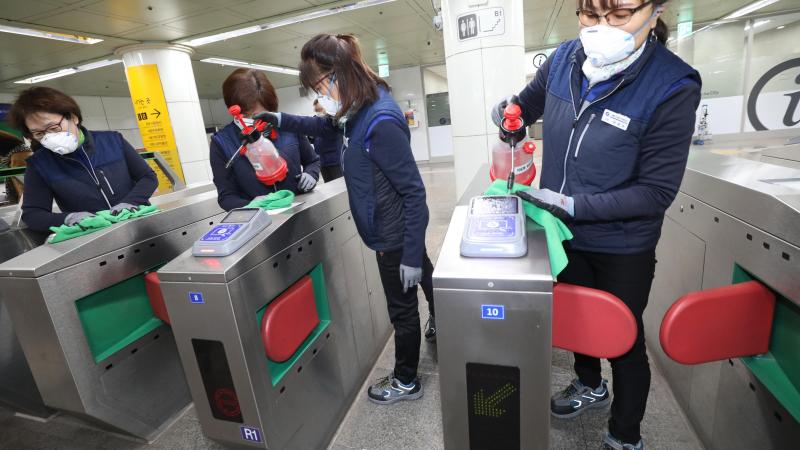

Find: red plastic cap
<box><xmin>504</xmin><ymin>103</ymin><xmax>522</xmax><ymax>120</ymax></box>
<box><xmin>523</xmin><ymin>141</ymin><xmax>536</xmax><ymax>154</ymax></box>
<box><xmin>228</xmin><ymin>105</ymin><xmax>241</xmax><ymax>115</ymax></box>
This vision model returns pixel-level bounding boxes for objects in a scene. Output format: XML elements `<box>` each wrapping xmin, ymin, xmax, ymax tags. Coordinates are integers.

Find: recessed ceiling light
<box><xmin>0</xmin><ymin>23</ymin><xmax>102</xmax><ymax>44</ymax></box>
<box><xmin>15</xmin><ymin>59</ymin><xmax>121</xmax><ymax>84</ymax></box>
<box><xmin>777</xmin><ymin>25</ymin><xmax>785</xmax><ymax>29</ymax></box>
<box><xmin>200</xmin><ymin>57</ymin><xmax>300</xmax><ymax>76</ymax></box>
<box><xmin>722</xmin><ymin>0</ymin><xmax>779</xmax><ymax>20</ymax></box>
<box><xmin>182</xmin><ymin>0</ymin><xmax>397</xmax><ymax>47</ymax></box>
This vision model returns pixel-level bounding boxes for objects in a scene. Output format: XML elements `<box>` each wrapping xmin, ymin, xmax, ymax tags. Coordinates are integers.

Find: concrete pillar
<box><xmin>115</xmin><ymin>44</ymin><xmax>210</xmax><ymax>187</ymax></box>
<box><xmin>441</xmin><ymin>0</ymin><xmax>526</xmax><ymax>199</ymax></box>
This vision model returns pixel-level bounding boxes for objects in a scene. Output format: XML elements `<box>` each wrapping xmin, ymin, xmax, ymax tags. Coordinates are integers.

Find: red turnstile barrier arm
<box><xmin>552</xmin><ymin>283</ymin><xmax>637</xmax><ymax>359</ymax></box>
<box><xmin>144</xmin><ymin>272</ymin><xmax>171</xmax><ymax>325</ymax></box>
<box><xmin>659</xmin><ymin>280</ymin><xmax>775</xmax><ymax>365</ymax></box>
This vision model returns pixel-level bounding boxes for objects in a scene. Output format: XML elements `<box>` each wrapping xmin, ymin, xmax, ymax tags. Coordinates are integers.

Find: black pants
<box><xmin>320</xmin><ymin>165</ymin><xmax>343</xmax><ymax>182</ymax></box>
<box><xmin>375</xmin><ymin>248</ymin><xmax>435</xmax><ymax>385</ymax></box>
<box><xmin>557</xmin><ymin>248</ymin><xmax>656</xmax><ymax>445</ymax></box>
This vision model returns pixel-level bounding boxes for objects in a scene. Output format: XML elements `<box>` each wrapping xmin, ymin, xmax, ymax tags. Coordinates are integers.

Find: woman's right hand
<box><xmin>491</xmin><ymin>95</ymin><xmax>521</xmax><ymax>128</ymax></box>
<box><xmin>253</xmin><ymin>111</ymin><xmax>281</xmax><ymax>128</ymax></box>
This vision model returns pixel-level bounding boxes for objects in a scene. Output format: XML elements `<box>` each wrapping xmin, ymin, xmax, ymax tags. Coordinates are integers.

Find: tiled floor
<box><xmin>0</xmin><ymin>161</ymin><xmax>702</xmax><ymax>449</ymax></box>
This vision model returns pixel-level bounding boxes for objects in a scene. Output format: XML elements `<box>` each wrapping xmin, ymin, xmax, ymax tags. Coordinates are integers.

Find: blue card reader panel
<box><xmin>193</xmin><ymin>208</ymin><xmax>272</xmax><ymax>257</ymax></box>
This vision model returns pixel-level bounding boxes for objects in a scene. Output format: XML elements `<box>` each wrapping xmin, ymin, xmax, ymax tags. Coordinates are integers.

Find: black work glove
<box><xmin>252</xmin><ymin>111</ymin><xmax>281</xmax><ymax>129</ymax></box>
<box><xmin>490</xmin><ymin>95</ymin><xmax>521</xmax><ymax>128</ymax></box>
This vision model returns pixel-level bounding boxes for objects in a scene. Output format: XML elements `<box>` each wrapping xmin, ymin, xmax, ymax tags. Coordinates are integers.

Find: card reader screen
<box><xmin>471</xmin><ymin>197</ymin><xmax>518</xmax><ymax>215</ymax></box>
<box><xmin>222</xmin><ymin>209</ymin><xmax>258</xmax><ymax>224</ymax></box>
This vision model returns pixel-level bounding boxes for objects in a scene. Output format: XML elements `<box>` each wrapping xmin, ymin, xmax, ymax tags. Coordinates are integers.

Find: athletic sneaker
<box><xmin>601</xmin><ymin>433</ymin><xmax>644</xmax><ymax>450</ymax></box>
<box><xmin>367</xmin><ymin>372</ymin><xmax>423</xmax><ymax>405</ymax></box>
<box><xmin>551</xmin><ymin>378</ymin><xmax>610</xmax><ymax>418</ymax></box>
<box><xmin>424</xmin><ymin>315</ymin><xmax>436</xmax><ymax>342</ymax></box>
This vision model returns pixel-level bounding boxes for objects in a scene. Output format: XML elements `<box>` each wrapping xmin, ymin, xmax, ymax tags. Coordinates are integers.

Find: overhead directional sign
<box><xmin>126</xmin><ymin>64</ymin><xmax>184</xmax><ymax>191</ymax></box>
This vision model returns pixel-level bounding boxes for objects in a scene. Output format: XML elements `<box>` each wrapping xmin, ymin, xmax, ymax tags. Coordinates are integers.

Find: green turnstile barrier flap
<box><xmin>734</xmin><ymin>265</ymin><xmax>800</xmax><ymax>422</ymax></box>
<box><xmin>48</xmin><ymin>205</ymin><xmax>160</xmax><ymax>243</ymax></box>
<box><xmin>76</xmin><ymin>270</ymin><xmax>164</xmax><ymax>363</ymax></box>
<box><xmin>246</xmin><ymin>190</ymin><xmax>295</xmax><ymax>210</ymax></box>
<box><xmin>255</xmin><ymin>263</ymin><xmax>331</xmax><ymax>386</ymax></box>
<box><xmin>485</xmin><ymin>179</ymin><xmax>573</xmax><ymax>277</ymax></box>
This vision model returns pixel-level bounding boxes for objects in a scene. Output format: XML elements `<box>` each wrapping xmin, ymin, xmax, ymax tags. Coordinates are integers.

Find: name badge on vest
<box><xmin>601</xmin><ymin>109</ymin><xmax>631</xmax><ymax>131</ymax></box>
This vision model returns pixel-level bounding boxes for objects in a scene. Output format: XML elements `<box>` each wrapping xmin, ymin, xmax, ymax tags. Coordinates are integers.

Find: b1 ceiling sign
<box><xmin>456</xmin><ymin>7</ymin><xmax>505</xmax><ymax>41</ymax></box>
<box><xmin>748</xmin><ymin>58</ymin><xmax>800</xmax><ymax>131</ymax></box>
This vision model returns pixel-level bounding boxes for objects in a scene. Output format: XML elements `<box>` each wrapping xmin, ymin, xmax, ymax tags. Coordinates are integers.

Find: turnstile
<box><xmin>646</xmin><ymin>151</ymin><xmax>800</xmax><ymax>449</ymax></box>
<box><xmin>0</xmin><ymin>183</ymin><xmax>224</xmax><ymax>440</ymax></box>
<box><xmin>434</xmin><ymin>170</ymin><xmax>553</xmax><ymax>450</ymax></box>
<box><xmin>0</xmin><ymin>226</ymin><xmax>51</xmax><ymax>418</ymax></box>
<box><xmin>157</xmin><ymin>179</ymin><xmax>392</xmax><ymax>448</ymax></box>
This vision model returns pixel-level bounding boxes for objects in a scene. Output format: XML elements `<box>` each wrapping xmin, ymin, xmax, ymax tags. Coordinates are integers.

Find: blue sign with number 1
<box><xmin>481</xmin><ymin>304</ymin><xmax>505</xmax><ymax>320</ymax></box>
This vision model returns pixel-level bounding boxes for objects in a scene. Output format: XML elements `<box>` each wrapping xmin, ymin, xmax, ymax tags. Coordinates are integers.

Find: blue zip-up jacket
<box><xmin>518</xmin><ymin>38</ymin><xmax>701</xmax><ymax>253</ymax></box>
<box><xmin>22</xmin><ymin>128</ymin><xmax>158</xmax><ymax>231</ymax></box>
<box><xmin>314</xmin><ymin>133</ymin><xmax>343</xmax><ymax>167</ymax></box>
<box><xmin>278</xmin><ymin>88</ymin><xmax>429</xmax><ymax>268</ymax></box>
<box><xmin>209</xmin><ymin>123</ymin><xmax>320</xmax><ymax>211</ymax></box>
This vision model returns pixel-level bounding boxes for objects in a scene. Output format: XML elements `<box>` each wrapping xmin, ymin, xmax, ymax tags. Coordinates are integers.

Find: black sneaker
<box><xmin>424</xmin><ymin>316</ymin><xmax>436</xmax><ymax>342</ymax></box>
<box><xmin>551</xmin><ymin>378</ymin><xmax>610</xmax><ymax>418</ymax></box>
<box><xmin>601</xmin><ymin>433</ymin><xmax>643</xmax><ymax>450</ymax></box>
<box><xmin>367</xmin><ymin>372</ymin><xmax>423</xmax><ymax>405</ymax></box>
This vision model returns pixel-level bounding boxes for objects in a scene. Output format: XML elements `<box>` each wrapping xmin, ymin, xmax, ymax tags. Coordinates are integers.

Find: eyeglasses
<box><xmin>30</xmin><ymin>115</ymin><xmax>68</xmax><ymax>140</ymax></box>
<box><xmin>311</xmin><ymin>72</ymin><xmax>334</xmax><ymax>95</ymax></box>
<box><xmin>576</xmin><ymin>1</ymin><xmax>653</xmax><ymax>27</ymax></box>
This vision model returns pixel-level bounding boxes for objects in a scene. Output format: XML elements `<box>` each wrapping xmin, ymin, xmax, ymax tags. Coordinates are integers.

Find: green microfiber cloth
<box><xmin>246</xmin><ymin>190</ymin><xmax>295</xmax><ymax>210</ymax></box>
<box><xmin>485</xmin><ymin>179</ymin><xmax>573</xmax><ymax>277</ymax></box>
<box><xmin>48</xmin><ymin>205</ymin><xmax>161</xmax><ymax>243</ymax></box>
<box><xmin>48</xmin><ymin>215</ymin><xmax>113</xmax><ymax>244</ymax></box>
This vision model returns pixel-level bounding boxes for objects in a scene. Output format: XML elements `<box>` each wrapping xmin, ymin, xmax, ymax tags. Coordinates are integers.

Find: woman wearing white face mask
<box><xmin>8</xmin><ymin>87</ymin><xmax>158</xmax><ymax>232</ymax></box>
<box><xmin>209</xmin><ymin>68</ymin><xmax>320</xmax><ymax>211</ymax></box>
<box><xmin>492</xmin><ymin>1</ymin><xmax>700</xmax><ymax>449</ymax></box>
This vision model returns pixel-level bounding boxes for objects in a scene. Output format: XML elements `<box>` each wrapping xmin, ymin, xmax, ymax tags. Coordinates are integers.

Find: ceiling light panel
<box><xmin>0</xmin><ymin>23</ymin><xmax>103</xmax><ymax>44</ymax></box>
<box><xmin>200</xmin><ymin>57</ymin><xmax>300</xmax><ymax>76</ymax></box>
<box><xmin>182</xmin><ymin>0</ymin><xmax>397</xmax><ymax>47</ymax></box>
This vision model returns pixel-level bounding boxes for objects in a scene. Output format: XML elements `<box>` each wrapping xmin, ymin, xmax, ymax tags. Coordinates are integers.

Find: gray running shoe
<box><xmin>367</xmin><ymin>372</ymin><xmax>423</xmax><ymax>405</ymax></box>
<box><xmin>601</xmin><ymin>433</ymin><xmax>643</xmax><ymax>450</ymax></box>
<box><xmin>551</xmin><ymin>378</ymin><xmax>610</xmax><ymax>418</ymax></box>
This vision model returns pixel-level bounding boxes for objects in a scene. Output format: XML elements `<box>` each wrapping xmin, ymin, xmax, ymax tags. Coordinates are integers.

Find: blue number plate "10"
<box><xmin>481</xmin><ymin>304</ymin><xmax>505</xmax><ymax>320</ymax></box>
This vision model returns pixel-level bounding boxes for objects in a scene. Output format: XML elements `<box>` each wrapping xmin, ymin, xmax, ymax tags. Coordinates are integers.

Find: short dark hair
<box><xmin>8</xmin><ymin>87</ymin><xmax>83</xmax><ymax>138</ymax></box>
<box><xmin>577</xmin><ymin>0</ymin><xmax>669</xmax><ymax>43</ymax></box>
<box><xmin>298</xmin><ymin>34</ymin><xmax>390</xmax><ymax>119</ymax></box>
<box><xmin>222</xmin><ymin>68</ymin><xmax>279</xmax><ymax>113</ymax></box>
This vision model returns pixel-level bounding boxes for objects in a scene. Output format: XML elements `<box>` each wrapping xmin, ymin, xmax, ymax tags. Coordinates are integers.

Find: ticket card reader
<box><xmin>460</xmin><ymin>196</ymin><xmax>527</xmax><ymax>258</ymax></box>
<box><xmin>193</xmin><ymin>208</ymin><xmax>271</xmax><ymax>257</ymax></box>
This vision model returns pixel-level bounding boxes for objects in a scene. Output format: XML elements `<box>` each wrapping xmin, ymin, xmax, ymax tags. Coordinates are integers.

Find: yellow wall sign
<box><xmin>126</xmin><ymin>64</ymin><xmax>185</xmax><ymax>192</ymax></box>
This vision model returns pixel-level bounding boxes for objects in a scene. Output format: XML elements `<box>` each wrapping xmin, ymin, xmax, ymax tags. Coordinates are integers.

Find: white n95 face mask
<box><xmin>40</xmin><ymin>131</ymin><xmax>79</xmax><ymax>155</ymax></box>
<box><xmin>579</xmin><ymin>9</ymin><xmax>659</xmax><ymax>67</ymax></box>
<box><xmin>316</xmin><ymin>95</ymin><xmax>340</xmax><ymax>116</ymax></box>
<box><xmin>234</xmin><ymin>117</ymin><xmax>255</xmax><ymax>130</ymax></box>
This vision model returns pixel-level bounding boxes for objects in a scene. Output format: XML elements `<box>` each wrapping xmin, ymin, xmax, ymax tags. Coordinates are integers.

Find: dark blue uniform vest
<box><xmin>542</xmin><ymin>39</ymin><xmax>699</xmax><ymax>252</ymax></box>
<box><xmin>342</xmin><ymin>88</ymin><xmax>409</xmax><ymax>252</ymax></box>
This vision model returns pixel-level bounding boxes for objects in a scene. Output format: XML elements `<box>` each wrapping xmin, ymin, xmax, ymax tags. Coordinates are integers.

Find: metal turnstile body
<box><xmin>646</xmin><ymin>151</ymin><xmax>800</xmax><ymax>449</ymax></box>
<box><xmin>0</xmin><ymin>184</ymin><xmax>223</xmax><ymax>440</ymax></box>
<box><xmin>0</xmin><ymin>227</ymin><xmax>51</xmax><ymax>417</ymax></box>
<box><xmin>434</xmin><ymin>171</ymin><xmax>553</xmax><ymax>450</ymax></box>
<box><xmin>157</xmin><ymin>179</ymin><xmax>392</xmax><ymax>449</ymax></box>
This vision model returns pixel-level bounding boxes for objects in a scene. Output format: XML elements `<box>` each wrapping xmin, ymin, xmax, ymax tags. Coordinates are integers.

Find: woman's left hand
<box><xmin>517</xmin><ymin>188</ymin><xmax>574</xmax><ymax>220</ymax></box>
<box><xmin>296</xmin><ymin>172</ymin><xmax>317</xmax><ymax>192</ymax></box>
